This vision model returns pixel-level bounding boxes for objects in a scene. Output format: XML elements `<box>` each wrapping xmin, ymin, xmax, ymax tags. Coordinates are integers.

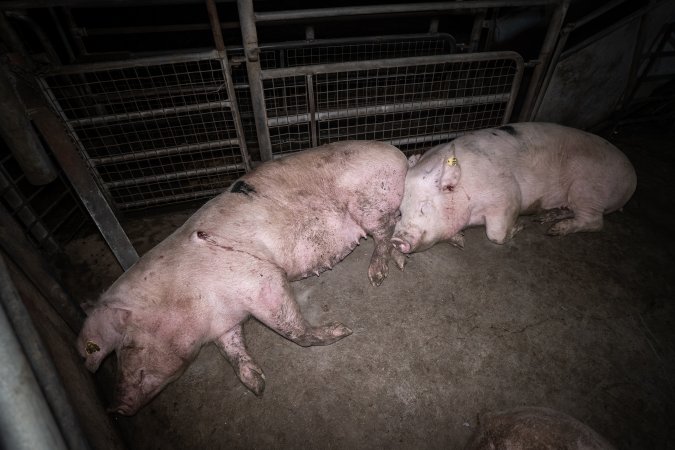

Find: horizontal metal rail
<box><xmin>387</xmin><ymin>132</ymin><xmax>463</xmax><ymax>147</ymax></box>
<box><xmin>90</xmin><ymin>138</ymin><xmax>241</xmax><ymax>165</ymax></box>
<box><xmin>67</xmin><ymin>100</ymin><xmax>231</xmax><ymax>126</ymax></box>
<box><xmin>104</xmin><ymin>163</ymin><xmax>246</xmax><ymax>188</ymax></box>
<box><xmin>261</xmin><ymin>51</ymin><xmax>524</xmax><ymax>79</ymax></box>
<box><xmin>45</xmin><ymin>49</ymin><xmax>221</xmax><ymax>75</ymax></box>
<box><xmin>254</xmin><ymin>1</ymin><xmax>560</xmax><ymax>23</ymax></box>
<box><xmin>267</xmin><ymin>93</ymin><xmax>511</xmax><ymax>127</ymax></box>
<box><xmin>118</xmin><ymin>188</ymin><xmax>226</xmax><ymax>209</ymax></box>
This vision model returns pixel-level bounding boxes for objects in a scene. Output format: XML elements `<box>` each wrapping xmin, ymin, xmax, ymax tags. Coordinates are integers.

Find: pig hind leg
<box><xmin>216</xmin><ymin>324</ymin><xmax>265</xmax><ymax>395</ymax></box>
<box><xmin>547</xmin><ymin>185</ymin><xmax>605</xmax><ymax>236</ymax></box>
<box><xmin>251</xmin><ymin>274</ymin><xmax>352</xmax><ymax>347</ymax></box>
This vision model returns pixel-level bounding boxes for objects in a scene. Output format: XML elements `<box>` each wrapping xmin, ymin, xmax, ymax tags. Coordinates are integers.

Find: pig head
<box><xmin>392</xmin><ymin>147</ymin><xmax>470</xmax><ymax>254</ymax></box>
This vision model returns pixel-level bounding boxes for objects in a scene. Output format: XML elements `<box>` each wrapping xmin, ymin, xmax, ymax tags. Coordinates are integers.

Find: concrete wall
<box><xmin>535</xmin><ymin>2</ymin><xmax>675</xmax><ymax>129</ymax></box>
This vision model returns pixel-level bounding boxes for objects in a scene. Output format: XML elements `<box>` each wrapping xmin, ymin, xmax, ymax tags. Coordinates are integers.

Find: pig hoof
<box><xmin>239</xmin><ymin>364</ymin><xmax>266</xmax><ymax>396</ymax></box>
<box><xmin>392</xmin><ymin>249</ymin><xmax>407</xmax><ymax>271</ymax></box>
<box><xmin>447</xmin><ymin>233</ymin><xmax>465</xmax><ymax>249</ymax></box>
<box><xmin>547</xmin><ymin>221</ymin><xmax>571</xmax><ymax>236</ymax></box>
<box><xmin>299</xmin><ymin>322</ymin><xmax>353</xmax><ymax>346</ymax></box>
<box><xmin>368</xmin><ymin>259</ymin><xmax>389</xmax><ymax>286</ymax></box>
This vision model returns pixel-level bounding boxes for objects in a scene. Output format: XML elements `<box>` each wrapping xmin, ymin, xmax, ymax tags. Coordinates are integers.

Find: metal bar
<box><xmin>0</xmin><ymin>11</ymin><xmax>33</xmax><ymax>67</ymax></box>
<box><xmin>207</xmin><ymin>0</ymin><xmax>252</xmax><ymax>171</ymax></box>
<box><xmin>254</xmin><ymin>1</ymin><xmax>560</xmax><ymax>23</ymax></box>
<box><xmin>237</xmin><ymin>0</ymin><xmax>273</xmax><ymax>161</ymax></box>
<box><xmin>82</xmin><ymin>21</ymin><xmax>241</xmax><ymax>36</ymax></box>
<box><xmin>48</xmin><ymin>7</ymin><xmax>76</xmax><ymax>63</ymax></box>
<box><xmin>261</xmin><ymin>51</ymin><xmax>523</xmax><ymax>79</ymax></box>
<box><xmin>118</xmin><ymin>187</ymin><xmax>226</xmax><ymax>209</ymax></box>
<box><xmin>0</xmin><ymin>258</ymin><xmax>67</xmax><ymax>450</ymax></box>
<box><xmin>530</xmin><ymin>25</ymin><xmax>571</xmax><ymax>120</ymax></box>
<box><xmin>45</xmin><ymin>49</ymin><xmax>220</xmax><ymax>75</ymax></box>
<box><xmin>306</xmin><ymin>74</ymin><xmax>318</xmax><ymax>147</ymax></box>
<box><xmin>268</xmin><ymin>93</ymin><xmax>512</xmax><ymax>127</ymax></box>
<box><xmin>0</xmin><ymin>254</ymin><xmax>90</xmax><ymax>450</ymax></box>
<box><xmin>22</xmin><ymin>79</ymin><xmax>139</xmax><ymax>271</ymax></box>
<box><xmin>104</xmin><ymin>163</ymin><xmax>246</xmax><ymax>188</ymax></box>
<box><xmin>4</xmin><ymin>11</ymin><xmax>62</xmax><ymax>65</ymax></box>
<box><xmin>0</xmin><ymin>202</ymin><xmax>83</xmax><ymax>332</ymax></box>
<box><xmin>387</xmin><ymin>131</ymin><xmax>463</xmax><ymax>146</ymax></box>
<box><xmin>61</xmin><ymin>7</ymin><xmax>87</xmax><ymax>56</ymax></box>
<box><xmin>503</xmin><ymin>54</ymin><xmax>526</xmax><ymax>123</ymax></box>
<box><xmin>0</xmin><ymin>65</ymin><xmax>58</xmax><ymax>185</ymax></box>
<box><xmin>469</xmin><ymin>9</ymin><xmax>487</xmax><ymax>52</ymax></box>
<box><xmin>0</xmin><ymin>172</ymin><xmax>60</xmax><ymax>254</ymax></box>
<box><xmin>67</xmin><ymin>100</ymin><xmax>231</xmax><ymax>127</ymax></box>
<box><xmin>90</xmin><ymin>138</ymin><xmax>240</xmax><ymax>165</ymax></box>
<box><xmin>518</xmin><ymin>0</ymin><xmax>569</xmax><ymax>121</ymax></box>
<box><xmin>227</xmin><ymin>32</ymin><xmax>457</xmax><ymax>53</ymax></box>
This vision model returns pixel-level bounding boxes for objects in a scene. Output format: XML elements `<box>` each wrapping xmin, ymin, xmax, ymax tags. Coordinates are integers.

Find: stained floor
<box><xmin>63</xmin><ymin>124</ymin><xmax>675</xmax><ymax>449</ymax></box>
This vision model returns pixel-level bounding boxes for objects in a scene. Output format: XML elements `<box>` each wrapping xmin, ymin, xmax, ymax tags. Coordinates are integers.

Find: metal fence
<box><xmin>230</xmin><ymin>33</ymin><xmax>457</xmax><ymax>151</ymax></box>
<box><xmin>261</xmin><ymin>52</ymin><xmax>523</xmax><ymax>156</ymax></box>
<box><xmin>40</xmin><ymin>50</ymin><xmax>249</xmax><ymax>211</ymax></box>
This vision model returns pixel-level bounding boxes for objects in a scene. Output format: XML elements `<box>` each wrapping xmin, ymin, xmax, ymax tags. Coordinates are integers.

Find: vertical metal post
<box><xmin>519</xmin><ymin>0</ymin><xmax>569</xmax><ymax>121</ymax></box>
<box><xmin>470</xmin><ymin>9</ymin><xmax>487</xmax><ymax>52</ymax></box>
<box><xmin>0</xmin><ymin>255</ymin><xmax>67</xmax><ymax>450</ymax></box>
<box><xmin>530</xmin><ymin>24</ymin><xmax>571</xmax><ymax>119</ymax></box>
<box><xmin>0</xmin><ymin>254</ymin><xmax>90</xmax><ymax>450</ymax></box>
<box><xmin>18</xmin><ymin>81</ymin><xmax>138</xmax><ymax>271</ymax></box>
<box><xmin>306</xmin><ymin>74</ymin><xmax>318</xmax><ymax>147</ymax></box>
<box><xmin>205</xmin><ymin>0</ymin><xmax>252</xmax><ymax>171</ymax></box>
<box><xmin>237</xmin><ymin>0</ymin><xmax>273</xmax><ymax>161</ymax></box>
<box><xmin>0</xmin><ymin>65</ymin><xmax>58</xmax><ymax>185</ymax></box>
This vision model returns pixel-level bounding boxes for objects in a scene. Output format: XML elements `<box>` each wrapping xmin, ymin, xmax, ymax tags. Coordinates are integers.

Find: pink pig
<box><xmin>77</xmin><ymin>141</ymin><xmax>407</xmax><ymax>415</ymax></box>
<box><xmin>392</xmin><ymin>122</ymin><xmax>637</xmax><ymax>254</ymax></box>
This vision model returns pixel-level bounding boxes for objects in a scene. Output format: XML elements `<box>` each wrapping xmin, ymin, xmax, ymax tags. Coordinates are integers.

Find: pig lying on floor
<box><xmin>392</xmin><ymin>122</ymin><xmax>637</xmax><ymax>254</ymax></box>
<box><xmin>77</xmin><ymin>141</ymin><xmax>407</xmax><ymax>415</ymax></box>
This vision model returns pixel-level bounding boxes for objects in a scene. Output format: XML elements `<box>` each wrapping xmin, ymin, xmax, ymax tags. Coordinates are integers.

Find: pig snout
<box><xmin>392</xmin><ymin>230</ymin><xmax>419</xmax><ymax>254</ymax></box>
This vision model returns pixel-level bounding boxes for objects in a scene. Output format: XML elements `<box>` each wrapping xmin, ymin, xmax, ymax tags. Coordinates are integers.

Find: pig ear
<box><xmin>407</xmin><ymin>154</ymin><xmax>422</xmax><ymax>168</ymax></box>
<box><xmin>439</xmin><ymin>157</ymin><xmax>461</xmax><ymax>192</ymax></box>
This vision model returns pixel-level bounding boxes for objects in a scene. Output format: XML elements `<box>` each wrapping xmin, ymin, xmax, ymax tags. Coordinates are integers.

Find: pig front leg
<box><xmin>365</xmin><ymin>213</ymin><xmax>404</xmax><ymax>286</ymax></box>
<box><xmin>215</xmin><ymin>324</ymin><xmax>265</xmax><ymax>396</ymax></box>
<box><xmin>484</xmin><ymin>205</ymin><xmax>523</xmax><ymax>244</ymax></box>
<box><xmin>251</xmin><ymin>271</ymin><xmax>353</xmax><ymax>347</ymax></box>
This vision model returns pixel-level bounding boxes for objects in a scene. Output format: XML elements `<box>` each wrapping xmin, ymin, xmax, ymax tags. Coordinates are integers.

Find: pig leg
<box><xmin>484</xmin><ymin>207</ymin><xmax>523</xmax><ymax>244</ymax></box>
<box><xmin>364</xmin><ymin>213</ymin><xmax>400</xmax><ymax>286</ymax></box>
<box><xmin>546</xmin><ymin>209</ymin><xmax>603</xmax><ymax>235</ymax></box>
<box><xmin>250</xmin><ymin>273</ymin><xmax>352</xmax><ymax>347</ymax></box>
<box><xmin>216</xmin><ymin>324</ymin><xmax>265</xmax><ymax>395</ymax></box>
<box><xmin>533</xmin><ymin>208</ymin><xmax>574</xmax><ymax>223</ymax></box>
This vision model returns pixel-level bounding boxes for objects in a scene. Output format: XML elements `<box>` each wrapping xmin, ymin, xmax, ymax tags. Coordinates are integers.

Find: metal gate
<box><xmin>260</xmin><ymin>52</ymin><xmax>523</xmax><ymax>156</ymax></box>
<box><xmin>39</xmin><ymin>50</ymin><xmax>249</xmax><ymax>211</ymax></box>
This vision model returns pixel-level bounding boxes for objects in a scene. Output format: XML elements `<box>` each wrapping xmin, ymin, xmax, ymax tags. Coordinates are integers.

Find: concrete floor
<box><xmin>63</xmin><ymin>125</ymin><xmax>674</xmax><ymax>449</ymax></box>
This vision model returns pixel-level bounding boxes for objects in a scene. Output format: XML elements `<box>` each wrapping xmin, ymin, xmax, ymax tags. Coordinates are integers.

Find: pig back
<box><xmin>185</xmin><ymin>141</ymin><xmax>407</xmax><ymax>280</ymax></box>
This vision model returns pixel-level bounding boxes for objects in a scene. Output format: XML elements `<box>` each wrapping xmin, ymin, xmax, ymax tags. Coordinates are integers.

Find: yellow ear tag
<box><xmin>447</xmin><ymin>157</ymin><xmax>458</xmax><ymax>166</ymax></box>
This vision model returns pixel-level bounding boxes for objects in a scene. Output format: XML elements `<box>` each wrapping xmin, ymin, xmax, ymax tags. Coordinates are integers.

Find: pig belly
<box><xmin>285</xmin><ymin>213</ymin><xmax>365</xmax><ymax>280</ymax></box>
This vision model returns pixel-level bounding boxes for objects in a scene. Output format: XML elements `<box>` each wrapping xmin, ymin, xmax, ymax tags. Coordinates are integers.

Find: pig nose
<box><xmin>391</xmin><ymin>237</ymin><xmax>411</xmax><ymax>254</ymax></box>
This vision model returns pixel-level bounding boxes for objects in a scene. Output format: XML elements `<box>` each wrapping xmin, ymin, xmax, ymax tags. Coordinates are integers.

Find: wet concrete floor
<box><xmin>63</xmin><ymin>124</ymin><xmax>674</xmax><ymax>449</ymax></box>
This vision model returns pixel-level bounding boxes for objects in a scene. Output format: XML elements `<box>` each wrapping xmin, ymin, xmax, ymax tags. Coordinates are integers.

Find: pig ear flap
<box><xmin>440</xmin><ymin>156</ymin><xmax>461</xmax><ymax>192</ymax></box>
<box><xmin>407</xmin><ymin>154</ymin><xmax>422</xmax><ymax>168</ymax></box>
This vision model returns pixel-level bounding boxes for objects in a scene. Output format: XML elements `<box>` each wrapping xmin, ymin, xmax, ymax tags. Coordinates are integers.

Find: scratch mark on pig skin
<box><xmin>498</xmin><ymin>125</ymin><xmax>518</xmax><ymax>136</ymax></box>
<box><xmin>230</xmin><ymin>180</ymin><xmax>256</xmax><ymax>196</ymax></box>
<box><xmin>195</xmin><ymin>230</ymin><xmax>266</xmax><ymax>263</ymax></box>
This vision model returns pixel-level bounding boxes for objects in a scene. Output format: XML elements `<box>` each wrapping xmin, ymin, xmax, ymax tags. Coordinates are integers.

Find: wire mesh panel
<box><xmin>40</xmin><ymin>51</ymin><xmax>248</xmax><ymax>211</ymax></box>
<box><xmin>261</xmin><ymin>52</ymin><xmax>523</xmax><ymax>156</ymax></box>
<box><xmin>229</xmin><ymin>34</ymin><xmax>456</xmax><ymax>150</ymax></box>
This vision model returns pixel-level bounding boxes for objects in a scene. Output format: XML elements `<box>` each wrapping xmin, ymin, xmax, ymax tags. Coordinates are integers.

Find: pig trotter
<box><xmin>293</xmin><ymin>322</ymin><xmax>353</xmax><ymax>347</ymax></box>
<box><xmin>391</xmin><ymin>248</ymin><xmax>407</xmax><ymax>271</ymax></box>
<box><xmin>447</xmin><ymin>233</ymin><xmax>465</xmax><ymax>249</ymax></box>
<box><xmin>216</xmin><ymin>325</ymin><xmax>266</xmax><ymax>396</ymax></box>
<box><xmin>547</xmin><ymin>214</ymin><xmax>603</xmax><ymax>236</ymax></box>
<box><xmin>368</xmin><ymin>254</ymin><xmax>389</xmax><ymax>286</ymax></box>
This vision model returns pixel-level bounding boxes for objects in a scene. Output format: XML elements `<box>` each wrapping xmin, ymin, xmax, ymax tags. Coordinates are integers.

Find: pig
<box><xmin>391</xmin><ymin>122</ymin><xmax>637</xmax><ymax>254</ymax></box>
<box><xmin>77</xmin><ymin>141</ymin><xmax>408</xmax><ymax>415</ymax></box>
<box><xmin>463</xmin><ymin>406</ymin><xmax>616</xmax><ymax>450</ymax></box>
